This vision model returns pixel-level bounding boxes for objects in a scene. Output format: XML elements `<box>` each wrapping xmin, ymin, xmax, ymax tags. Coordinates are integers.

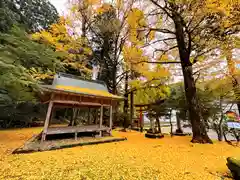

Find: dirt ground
<box><xmin>0</xmin><ymin>127</ymin><xmax>239</xmax><ymax>180</ymax></box>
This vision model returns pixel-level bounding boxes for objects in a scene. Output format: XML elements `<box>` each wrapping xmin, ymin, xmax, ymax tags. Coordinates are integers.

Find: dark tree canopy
<box><xmin>0</xmin><ymin>0</ymin><xmax>58</xmax><ymax>32</ymax></box>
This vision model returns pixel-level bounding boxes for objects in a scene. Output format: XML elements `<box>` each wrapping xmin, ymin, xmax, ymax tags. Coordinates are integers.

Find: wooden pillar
<box><xmin>95</xmin><ymin>109</ymin><xmax>98</xmax><ymax>124</ymax></box>
<box><xmin>99</xmin><ymin>105</ymin><xmax>103</xmax><ymax>136</ymax></box>
<box><xmin>75</xmin><ymin>132</ymin><xmax>78</xmax><ymax>140</ymax></box>
<box><xmin>41</xmin><ymin>101</ymin><xmax>54</xmax><ymax>142</ymax></box>
<box><xmin>109</xmin><ymin>105</ymin><xmax>113</xmax><ymax>135</ymax></box>
<box><xmin>88</xmin><ymin>107</ymin><xmax>91</xmax><ymax>125</ymax></box>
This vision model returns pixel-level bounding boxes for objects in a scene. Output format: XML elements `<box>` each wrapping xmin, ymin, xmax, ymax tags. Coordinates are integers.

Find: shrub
<box><xmin>227</xmin><ymin>157</ymin><xmax>240</xmax><ymax>179</ymax></box>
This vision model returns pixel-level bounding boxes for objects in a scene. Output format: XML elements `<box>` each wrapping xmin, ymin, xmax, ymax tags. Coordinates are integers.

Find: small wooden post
<box><xmin>75</xmin><ymin>132</ymin><xmax>77</xmax><ymax>140</ymax></box>
<box><xmin>41</xmin><ymin>101</ymin><xmax>54</xmax><ymax>142</ymax></box>
<box><xmin>109</xmin><ymin>105</ymin><xmax>113</xmax><ymax>135</ymax></box>
<box><xmin>99</xmin><ymin>105</ymin><xmax>103</xmax><ymax>136</ymax></box>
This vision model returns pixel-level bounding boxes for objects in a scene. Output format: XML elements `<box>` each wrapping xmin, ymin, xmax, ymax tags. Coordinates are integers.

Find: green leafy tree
<box><xmin>0</xmin><ymin>26</ymin><xmax>62</xmax><ymax>102</ymax></box>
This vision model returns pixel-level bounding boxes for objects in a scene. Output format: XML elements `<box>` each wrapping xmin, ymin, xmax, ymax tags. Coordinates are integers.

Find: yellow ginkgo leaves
<box><xmin>206</xmin><ymin>0</ymin><xmax>238</xmax><ymax>16</ymax></box>
<box><xmin>32</xmin><ymin>16</ymin><xmax>92</xmax><ymax>76</ymax></box>
<box><xmin>127</xmin><ymin>8</ymin><xmax>147</xmax><ymax>45</ymax></box>
<box><xmin>96</xmin><ymin>3</ymin><xmax>113</xmax><ymax>14</ymax></box>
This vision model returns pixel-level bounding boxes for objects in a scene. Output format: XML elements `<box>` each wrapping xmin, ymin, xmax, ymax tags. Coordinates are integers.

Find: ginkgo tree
<box><xmin>122</xmin><ymin>6</ymin><xmax>172</xmax><ymax>127</ymax></box>
<box><xmin>134</xmin><ymin>0</ymin><xmax>240</xmax><ymax>143</ymax></box>
<box><xmin>32</xmin><ymin>16</ymin><xmax>93</xmax><ymax>78</ymax></box>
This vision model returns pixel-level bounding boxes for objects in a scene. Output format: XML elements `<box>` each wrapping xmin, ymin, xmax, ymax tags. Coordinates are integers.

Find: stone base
<box><xmin>173</xmin><ymin>132</ymin><xmax>191</xmax><ymax>136</ymax></box>
<box><xmin>145</xmin><ymin>133</ymin><xmax>164</xmax><ymax>139</ymax></box>
<box><xmin>13</xmin><ymin>133</ymin><xmax>127</xmax><ymax>154</ymax></box>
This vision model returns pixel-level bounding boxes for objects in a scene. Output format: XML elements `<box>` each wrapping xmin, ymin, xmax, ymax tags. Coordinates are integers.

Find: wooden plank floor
<box><xmin>46</xmin><ymin>125</ymin><xmax>109</xmax><ymax>135</ymax></box>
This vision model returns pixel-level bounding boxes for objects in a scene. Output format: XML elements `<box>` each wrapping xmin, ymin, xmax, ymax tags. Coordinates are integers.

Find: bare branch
<box><xmin>116</xmin><ymin>72</ymin><xmax>128</xmax><ymax>86</ymax></box>
<box><xmin>149</xmin><ymin>0</ymin><xmax>173</xmax><ymax>18</ymax></box>
<box><xmin>116</xmin><ymin>70</ymin><xmax>130</xmax><ymax>79</ymax></box>
<box><xmin>141</xmin><ymin>37</ymin><xmax>176</xmax><ymax>48</ymax></box>
<box><xmin>149</xmin><ymin>28</ymin><xmax>175</xmax><ymax>34</ymax></box>
<box><xmin>192</xmin><ymin>47</ymin><xmax>216</xmax><ymax>64</ymax></box>
<box><xmin>153</xmin><ymin>45</ymin><xmax>178</xmax><ymax>57</ymax></box>
<box><xmin>135</xmin><ymin>61</ymin><xmax>181</xmax><ymax>64</ymax></box>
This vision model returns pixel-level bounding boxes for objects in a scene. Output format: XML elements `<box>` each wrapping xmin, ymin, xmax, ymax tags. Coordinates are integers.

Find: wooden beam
<box><xmin>52</xmin><ymin>100</ymin><xmax>102</xmax><ymax>106</ymax></box>
<box><xmin>43</xmin><ymin>88</ymin><xmax>122</xmax><ymax>101</ymax></box>
<box><xmin>99</xmin><ymin>105</ymin><xmax>103</xmax><ymax>136</ymax></box>
<box><xmin>41</xmin><ymin>100</ymin><xmax>54</xmax><ymax>142</ymax></box>
<box><xmin>109</xmin><ymin>105</ymin><xmax>113</xmax><ymax>135</ymax></box>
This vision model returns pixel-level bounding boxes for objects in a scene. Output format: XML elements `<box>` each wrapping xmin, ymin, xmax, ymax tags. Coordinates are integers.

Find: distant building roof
<box><xmin>41</xmin><ymin>73</ymin><xmax>122</xmax><ymax>100</ymax></box>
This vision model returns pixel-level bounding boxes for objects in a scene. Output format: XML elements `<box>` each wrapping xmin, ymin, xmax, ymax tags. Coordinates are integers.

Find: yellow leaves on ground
<box><xmin>0</xmin><ymin>128</ymin><xmax>239</xmax><ymax>180</ymax></box>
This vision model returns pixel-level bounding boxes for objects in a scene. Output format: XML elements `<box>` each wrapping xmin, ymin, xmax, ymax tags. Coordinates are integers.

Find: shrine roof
<box><xmin>41</xmin><ymin>73</ymin><xmax>122</xmax><ymax>100</ymax></box>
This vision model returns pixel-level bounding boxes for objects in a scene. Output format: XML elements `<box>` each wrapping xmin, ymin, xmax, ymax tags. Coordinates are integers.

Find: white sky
<box><xmin>50</xmin><ymin>0</ymin><xmax>67</xmax><ymax>14</ymax></box>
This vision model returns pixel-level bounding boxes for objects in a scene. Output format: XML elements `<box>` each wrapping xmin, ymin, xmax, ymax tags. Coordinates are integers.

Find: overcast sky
<box><xmin>50</xmin><ymin>0</ymin><xmax>67</xmax><ymax>14</ymax></box>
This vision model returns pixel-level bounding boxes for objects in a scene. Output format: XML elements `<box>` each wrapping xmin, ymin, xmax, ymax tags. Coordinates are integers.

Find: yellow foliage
<box><xmin>116</xmin><ymin>0</ymin><xmax>123</xmax><ymax>9</ymax></box>
<box><xmin>205</xmin><ymin>0</ymin><xmax>237</xmax><ymax>16</ymax></box>
<box><xmin>127</xmin><ymin>8</ymin><xmax>147</xmax><ymax>45</ymax></box>
<box><xmin>148</xmin><ymin>31</ymin><xmax>155</xmax><ymax>41</ymax></box>
<box><xmin>157</xmin><ymin>54</ymin><xmax>169</xmax><ymax>62</ymax></box>
<box><xmin>27</xmin><ymin>68</ymin><xmax>55</xmax><ymax>81</ymax></box>
<box><xmin>96</xmin><ymin>3</ymin><xmax>113</xmax><ymax>14</ymax></box>
<box><xmin>32</xmin><ymin>16</ymin><xmax>92</xmax><ymax>74</ymax></box>
<box><xmin>123</xmin><ymin>45</ymin><xmax>146</xmax><ymax>65</ymax></box>
<box><xmin>134</xmin><ymin>86</ymin><xmax>170</xmax><ymax>105</ymax></box>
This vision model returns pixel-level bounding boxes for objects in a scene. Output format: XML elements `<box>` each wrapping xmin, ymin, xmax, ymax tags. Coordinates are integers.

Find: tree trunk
<box><xmin>156</xmin><ymin>115</ymin><xmax>161</xmax><ymax>133</ymax></box>
<box><xmin>218</xmin><ymin>97</ymin><xmax>224</xmax><ymax>141</ymax></box>
<box><xmin>182</xmin><ymin>65</ymin><xmax>212</xmax><ymax>143</ymax></box>
<box><xmin>130</xmin><ymin>91</ymin><xmax>134</xmax><ymax>128</ymax></box>
<box><xmin>150</xmin><ymin>118</ymin><xmax>154</xmax><ymax>133</ymax></box>
<box><xmin>218</xmin><ymin>115</ymin><xmax>224</xmax><ymax>141</ymax></box>
<box><xmin>169</xmin><ymin>109</ymin><xmax>173</xmax><ymax>137</ymax></box>
<box><xmin>225</xmin><ymin>46</ymin><xmax>240</xmax><ymax>114</ymax></box>
<box><xmin>123</xmin><ymin>72</ymin><xmax>129</xmax><ymax>129</ymax></box>
<box><xmin>176</xmin><ymin>112</ymin><xmax>183</xmax><ymax>134</ymax></box>
<box><xmin>130</xmin><ymin>69</ymin><xmax>134</xmax><ymax>128</ymax></box>
<box><xmin>172</xmin><ymin>13</ymin><xmax>212</xmax><ymax>143</ymax></box>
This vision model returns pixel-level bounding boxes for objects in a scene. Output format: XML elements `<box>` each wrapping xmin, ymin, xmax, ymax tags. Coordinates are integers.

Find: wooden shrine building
<box><xmin>40</xmin><ymin>73</ymin><xmax>123</xmax><ymax>141</ymax></box>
